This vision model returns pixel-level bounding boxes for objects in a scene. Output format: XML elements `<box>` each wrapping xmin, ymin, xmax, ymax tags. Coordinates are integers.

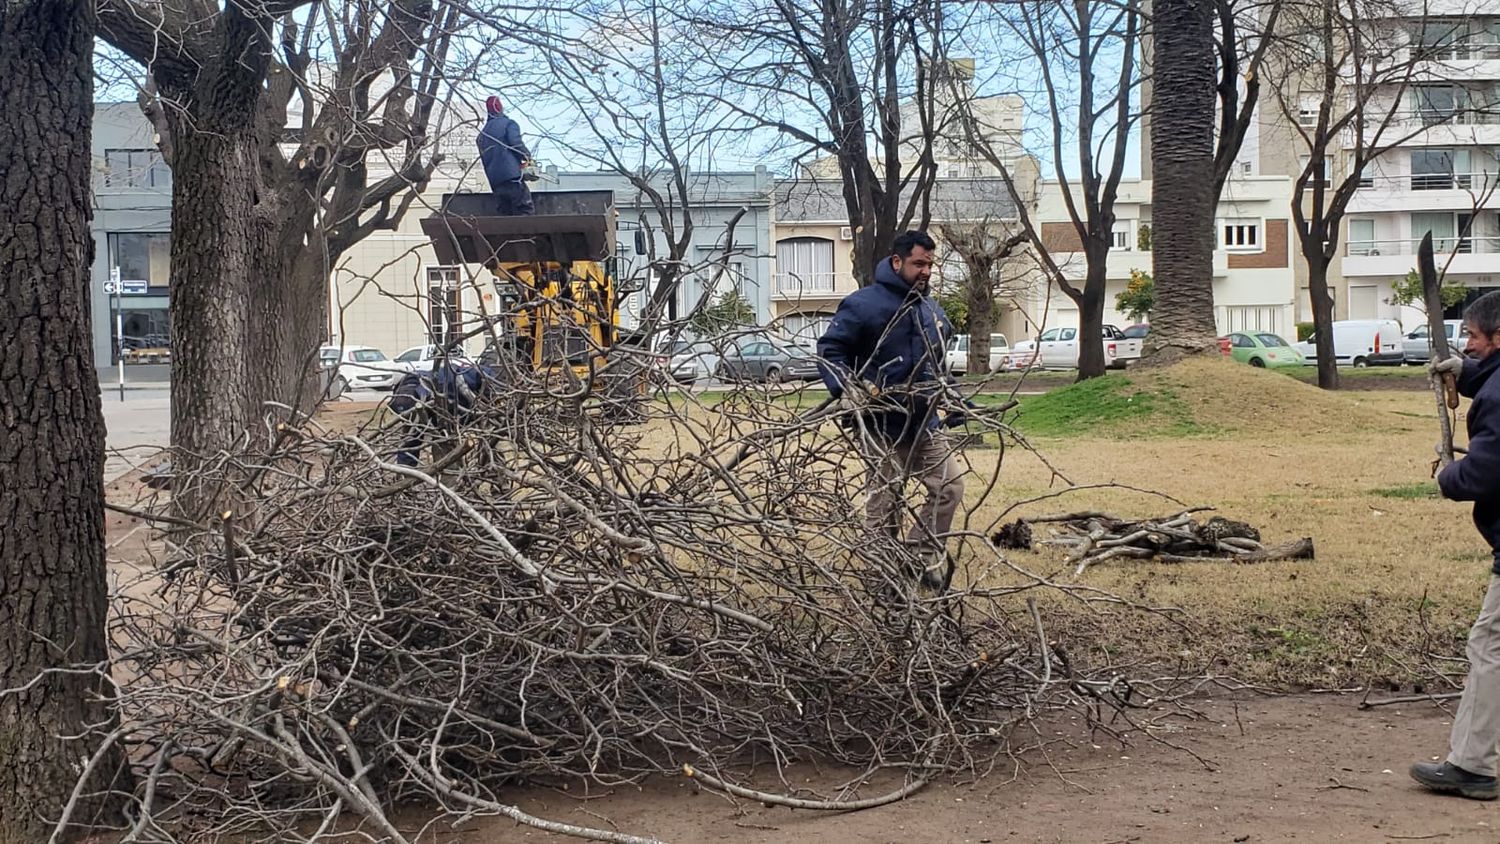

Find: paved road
<box><xmin>100</xmin><ymin>388</ymin><xmax>170</xmax><ymax>483</ymax></box>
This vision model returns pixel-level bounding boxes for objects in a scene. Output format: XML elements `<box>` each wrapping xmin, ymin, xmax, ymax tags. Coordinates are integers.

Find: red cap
<box><xmin>486</xmin><ymin>96</ymin><xmax>503</xmax><ymax>115</ymax></box>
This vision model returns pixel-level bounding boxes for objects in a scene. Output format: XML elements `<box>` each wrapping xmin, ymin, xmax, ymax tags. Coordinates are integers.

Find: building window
<box><xmin>427</xmin><ymin>266</ymin><xmax>461</xmax><ymax>348</ymax></box>
<box><xmin>1411</xmin><ymin>148</ymin><xmax>1471</xmax><ymax>190</ymax></box>
<box><xmin>1299</xmin><ymin>155</ymin><xmax>1329</xmax><ymax>188</ymax></box>
<box><xmin>783</xmin><ymin>312</ymin><xmax>834</xmax><ymax>346</ymax></box>
<box><xmin>1411</xmin><ymin>84</ymin><xmax>1464</xmax><ymax>126</ymax></box>
<box><xmin>107</xmin><ymin>232</ymin><xmax>170</xmax><ymax>290</ymax></box>
<box><xmin>1221</xmin><ymin>220</ymin><xmax>1261</xmax><ymax>251</ymax></box>
<box><xmin>1348</xmin><ymin>218</ymin><xmax>1377</xmax><ymax>255</ymax></box>
<box><xmin>1111</xmin><ymin>222</ymin><xmax>1133</xmax><ymax>251</ymax></box>
<box><xmin>103</xmin><ymin>148</ymin><xmax>170</xmax><ymax>189</ymax></box>
<box><xmin>775</xmin><ymin>237</ymin><xmax>836</xmax><ymax>294</ymax></box>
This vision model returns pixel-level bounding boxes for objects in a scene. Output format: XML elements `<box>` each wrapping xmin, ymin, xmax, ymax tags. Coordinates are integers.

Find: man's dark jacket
<box><xmin>816</xmin><ymin>257</ymin><xmax>953</xmax><ymax>443</ymax></box>
<box><xmin>1439</xmin><ymin>352</ymin><xmax>1500</xmax><ymax>574</ymax></box>
<box><xmin>477</xmin><ymin>113</ymin><xmax>530</xmax><ymax>186</ymax></box>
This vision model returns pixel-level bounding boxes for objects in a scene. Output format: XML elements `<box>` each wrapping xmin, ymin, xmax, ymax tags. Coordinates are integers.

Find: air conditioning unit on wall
<box><xmin>840</xmin><ymin>226</ymin><xmax>854</xmax><ymax>241</ymax></box>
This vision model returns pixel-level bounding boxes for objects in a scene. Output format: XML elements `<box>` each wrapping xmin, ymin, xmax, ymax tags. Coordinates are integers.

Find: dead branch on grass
<box><xmin>993</xmin><ymin>511</ymin><xmax>1315</xmax><ymax>575</ymax></box>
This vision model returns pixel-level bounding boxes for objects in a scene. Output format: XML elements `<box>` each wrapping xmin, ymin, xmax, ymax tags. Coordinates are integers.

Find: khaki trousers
<box><xmin>1450</xmin><ymin>575</ymin><xmax>1500</xmax><ymax>776</ymax></box>
<box><xmin>863</xmin><ymin>429</ymin><xmax>965</xmax><ymax>555</ymax></box>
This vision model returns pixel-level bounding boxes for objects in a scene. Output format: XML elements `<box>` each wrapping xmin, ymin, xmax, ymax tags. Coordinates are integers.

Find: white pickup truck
<box><xmin>1003</xmin><ymin>324</ymin><xmax>1143</xmax><ymax>371</ymax></box>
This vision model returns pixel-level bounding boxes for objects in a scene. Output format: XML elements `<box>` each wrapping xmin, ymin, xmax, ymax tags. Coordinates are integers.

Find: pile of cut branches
<box><xmin>72</xmin><ymin>345</ymin><xmax>1200</xmax><ymax>843</ymax></box>
<box><xmin>993</xmin><ymin>509</ymin><xmax>1315</xmax><ymax>576</ymax></box>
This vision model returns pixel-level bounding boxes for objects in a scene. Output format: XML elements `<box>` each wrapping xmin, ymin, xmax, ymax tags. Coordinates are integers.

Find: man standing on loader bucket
<box><xmin>816</xmin><ymin>230</ymin><xmax>965</xmax><ymax>594</ymax></box>
<box><xmin>478</xmin><ymin>96</ymin><xmax>534</xmax><ymax>216</ymax></box>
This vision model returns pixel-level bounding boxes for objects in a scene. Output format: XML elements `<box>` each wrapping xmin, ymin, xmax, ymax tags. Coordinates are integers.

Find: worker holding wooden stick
<box><xmin>1412</xmin><ymin>290</ymin><xmax>1500</xmax><ymax>800</ymax></box>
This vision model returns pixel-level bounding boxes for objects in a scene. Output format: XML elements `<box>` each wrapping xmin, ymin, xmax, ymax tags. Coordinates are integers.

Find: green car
<box><xmin>1222</xmin><ymin>332</ymin><xmax>1305</xmax><ymax>369</ymax></box>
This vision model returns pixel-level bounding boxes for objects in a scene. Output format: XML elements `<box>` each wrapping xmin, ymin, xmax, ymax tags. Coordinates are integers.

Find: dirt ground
<box><xmin>437</xmin><ymin>694</ymin><xmax>1483</xmax><ymax>844</ymax></box>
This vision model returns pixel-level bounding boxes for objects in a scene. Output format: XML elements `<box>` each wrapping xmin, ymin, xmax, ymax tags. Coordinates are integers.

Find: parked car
<box><xmin>1402</xmin><ymin>319</ymin><xmax>1468</xmax><ymax>364</ymax></box>
<box><xmin>716</xmin><ymin>339</ymin><xmax>819</xmax><ymax>384</ymax></box>
<box><xmin>1003</xmin><ymin>324</ymin><xmax>1139</xmax><ymax>370</ymax></box>
<box><xmin>392</xmin><ymin>344</ymin><xmax>476</xmax><ymax>373</ymax></box>
<box><xmin>320</xmin><ymin>344</ymin><xmax>404</xmax><ymax>390</ymax></box>
<box><xmin>668</xmin><ymin>340</ymin><xmax>724</xmax><ymax>384</ymax></box>
<box><xmin>1222</xmin><ymin>332</ymin><xmax>1305</xmax><ymax>368</ymax></box>
<box><xmin>945</xmin><ymin>333</ymin><xmax>1010</xmax><ymax>375</ymax></box>
<box><xmin>1293</xmin><ymin>319</ymin><xmax>1404</xmax><ymax>367</ymax></box>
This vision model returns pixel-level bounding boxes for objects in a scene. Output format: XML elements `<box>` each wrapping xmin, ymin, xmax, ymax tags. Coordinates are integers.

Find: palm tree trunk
<box><xmin>1148</xmin><ymin>0</ymin><xmax>1220</xmax><ymax>357</ymax></box>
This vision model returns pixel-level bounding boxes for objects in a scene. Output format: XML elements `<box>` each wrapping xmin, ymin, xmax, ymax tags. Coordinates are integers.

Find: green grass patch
<box><xmin>1008</xmin><ymin>373</ymin><xmax>1202</xmax><ymax>438</ymax></box>
<box><xmin>1372</xmin><ymin>482</ymin><xmax>1441</xmax><ymax>500</ymax></box>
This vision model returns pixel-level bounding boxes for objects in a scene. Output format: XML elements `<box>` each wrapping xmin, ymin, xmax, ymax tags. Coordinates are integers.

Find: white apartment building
<box><xmin>1025</xmin><ymin>177</ymin><xmax>1299</xmax><ymax>337</ymax></box>
<box><xmin>1340</xmin><ymin>9</ymin><xmax>1500</xmax><ymax>326</ymax></box>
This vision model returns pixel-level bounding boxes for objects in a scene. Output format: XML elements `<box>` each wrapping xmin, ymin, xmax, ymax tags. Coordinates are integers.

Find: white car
<box><xmin>669</xmin><ymin>340</ymin><xmax>724</xmax><ymax>384</ymax></box>
<box><xmin>1003</xmin><ymin>327</ymin><xmax>1123</xmax><ymax>371</ymax></box>
<box><xmin>319</xmin><ymin>344</ymin><xmax>404</xmax><ymax>390</ymax></box>
<box><xmin>945</xmin><ymin>333</ymin><xmax>1010</xmax><ymax>375</ymax></box>
<box><xmin>392</xmin><ymin>344</ymin><xmax>473</xmax><ymax>373</ymax></box>
<box><xmin>1402</xmin><ymin>320</ymin><xmax>1468</xmax><ymax>364</ymax></box>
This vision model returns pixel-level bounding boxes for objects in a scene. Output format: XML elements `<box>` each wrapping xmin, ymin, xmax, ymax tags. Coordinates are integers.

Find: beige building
<box><xmin>1026</xmin><ymin>176</ymin><xmax>1299</xmax><ymax>337</ymax></box>
<box><xmin>770</xmin><ymin>174</ymin><xmax>1038</xmax><ymax>345</ymax></box>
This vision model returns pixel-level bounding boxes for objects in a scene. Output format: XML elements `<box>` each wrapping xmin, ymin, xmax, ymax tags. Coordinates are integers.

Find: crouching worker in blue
<box><xmin>816</xmin><ymin>230</ymin><xmax>965</xmax><ymax>594</ymax></box>
<box><xmin>1412</xmin><ymin>290</ymin><xmax>1500</xmax><ymax>800</ymax></box>
<box><xmin>389</xmin><ymin>361</ymin><xmax>498</xmax><ymax>468</ymax></box>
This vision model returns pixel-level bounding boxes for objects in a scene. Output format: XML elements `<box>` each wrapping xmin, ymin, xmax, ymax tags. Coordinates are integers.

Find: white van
<box><xmin>1293</xmin><ymin>320</ymin><xmax>1404</xmax><ymax>367</ymax></box>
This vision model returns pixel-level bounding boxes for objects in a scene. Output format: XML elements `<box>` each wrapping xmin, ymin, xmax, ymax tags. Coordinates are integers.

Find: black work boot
<box><xmin>1410</xmin><ymin>761</ymin><xmax>1500</xmax><ymax>800</ymax></box>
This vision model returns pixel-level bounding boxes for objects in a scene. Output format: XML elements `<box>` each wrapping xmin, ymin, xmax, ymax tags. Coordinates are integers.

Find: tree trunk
<box><xmin>0</xmin><ymin>0</ymin><xmax>128</xmax><ymax>836</ymax></box>
<box><xmin>249</xmin><ymin>246</ymin><xmax>329</xmax><ymax>422</ymax></box>
<box><xmin>1147</xmin><ymin>0</ymin><xmax>1219</xmax><ymax>358</ymax></box>
<box><xmin>163</xmin><ymin>112</ymin><xmax>265</xmax><ymax>518</ymax></box>
<box><xmin>968</xmin><ymin>286</ymin><xmax>995</xmax><ymax>375</ymax></box>
<box><xmin>1307</xmin><ymin>259</ymin><xmax>1340</xmax><ymax>390</ymax></box>
<box><xmin>1076</xmin><ymin>265</ymin><xmax>1109</xmax><ymax>380</ymax></box>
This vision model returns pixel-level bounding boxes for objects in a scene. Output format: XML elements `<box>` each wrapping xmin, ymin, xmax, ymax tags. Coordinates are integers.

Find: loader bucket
<box><xmin>421</xmin><ymin>190</ymin><xmax>617</xmax><ymax>266</ymax></box>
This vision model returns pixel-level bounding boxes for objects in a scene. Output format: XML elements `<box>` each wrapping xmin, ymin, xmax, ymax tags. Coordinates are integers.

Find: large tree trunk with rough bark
<box><xmin>1307</xmin><ymin>257</ymin><xmax>1340</xmax><ymax>390</ymax></box>
<box><xmin>0</xmin><ymin>0</ymin><xmax>127</xmax><ymax>837</ymax></box>
<box><xmin>249</xmin><ymin>243</ymin><xmax>328</xmax><ymax>423</ymax></box>
<box><xmin>1148</xmin><ymin>0</ymin><xmax>1220</xmax><ymax>359</ymax></box>
<box><xmin>163</xmin><ymin>110</ymin><xmax>270</xmax><ymax>518</ymax></box>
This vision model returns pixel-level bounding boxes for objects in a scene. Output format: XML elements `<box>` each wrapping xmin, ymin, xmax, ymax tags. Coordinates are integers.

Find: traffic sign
<box><xmin>103</xmin><ymin>280</ymin><xmax>119</xmax><ymax>295</ymax></box>
<box><xmin>120</xmin><ymin>279</ymin><xmax>148</xmax><ymax>295</ymax></box>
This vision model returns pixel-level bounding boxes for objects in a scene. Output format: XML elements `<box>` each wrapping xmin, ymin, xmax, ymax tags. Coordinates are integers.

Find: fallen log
<box><xmin>991</xmin><ymin>510</ymin><xmax>1315</xmax><ymax>575</ymax></box>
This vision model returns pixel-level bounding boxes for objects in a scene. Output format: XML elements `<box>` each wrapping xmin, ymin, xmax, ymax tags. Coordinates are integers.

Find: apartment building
<box><xmin>1027</xmin><ymin>177</ymin><xmax>1299</xmax><ymax>337</ymax></box>
<box><xmin>1341</xmin><ymin>10</ymin><xmax>1500</xmax><ymax>325</ymax></box>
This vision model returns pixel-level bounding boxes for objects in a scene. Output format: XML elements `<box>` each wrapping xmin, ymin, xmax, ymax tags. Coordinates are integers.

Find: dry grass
<box><xmin>950</xmin><ymin>365</ymin><xmax>1483</xmax><ymax>689</ymax></box>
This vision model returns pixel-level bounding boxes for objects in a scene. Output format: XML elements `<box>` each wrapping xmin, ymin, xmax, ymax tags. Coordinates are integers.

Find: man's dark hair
<box><xmin>1465</xmin><ymin>290</ymin><xmax>1500</xmax><ymax>337</ymax></box>
<box><xmin>892</xmin><ymin>230</ymin><xmax>936</xmax><ymax>258</ymax></box>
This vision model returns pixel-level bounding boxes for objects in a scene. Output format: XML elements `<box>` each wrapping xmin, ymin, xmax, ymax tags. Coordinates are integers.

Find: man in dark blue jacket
<box><xmin>1413</xmin><ymin>291</ymin><xmax>1500</xmax><ymax>800</ymax></box>
<box><xmin>477</xmin><ymin>96</ymin><xmax>534</xmax><ymax>216</ymax></box>
<box><xmin>817</xmin><ymin>230</ymin><xmax>963</xmax><ymax>592</ymax></box>
<box><xmin>390</xmin><ymin>360</ymin><xmax>499</xmax><ymax>467</ymax></box>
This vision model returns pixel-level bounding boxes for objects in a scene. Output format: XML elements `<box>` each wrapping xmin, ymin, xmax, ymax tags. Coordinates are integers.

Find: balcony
<box><xmin>1348</xmin><ymin>171</ymin><xmax>1500</xmax><ymax>213</ymax></box>
<box><xmin>772</xmin><ymin>271</ymin><xmax>841</xmax><ymax>300</ymax></box>
<box><xmin>1344</xmin><ymin>235</ymin><xmax>1500</xmax><ymax>276</ymax></box>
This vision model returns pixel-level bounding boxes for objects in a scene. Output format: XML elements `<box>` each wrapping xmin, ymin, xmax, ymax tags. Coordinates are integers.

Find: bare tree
<box><xmin>673</xmin><ymin>0</ymin><xmax>946</xmax><ymax>286</ymax></box>
<box><xmin>937</xmin><ymin>217</ymin><xmax>1029</xmax><ymax>374</ymax></box>
<box><xmin>0</xmin><ymin>0</ymin><xmax>125</xmax><ymax>835</ymax></box>
<box><xmin>1146</xmin><ymin>0</ymin><xmax>1220</xmax><ymax>358</ymax></box>
<box><xmin>952</xmin><ymin>0</ymin><xmax>1143</xmax><ymax>380</ymax></box>
<box><xmin>510</xmin><ymin>0</ymin><xmax>755</xmax><ymax>338</ymax></box>
<box><xmin>97</xmin><ymin>0</ymin><xmax>479</xmax><ymax>513</ymax></box>
<box><xmin>1261</xmin><ymin>0</ymin><xmax>1486</xmax><ymax>389</ymax></box>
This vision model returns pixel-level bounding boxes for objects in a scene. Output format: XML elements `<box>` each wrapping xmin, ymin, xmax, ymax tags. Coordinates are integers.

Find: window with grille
<box><xmin>1221</xmin><ymin>220</ymin><xmax>1261</xmax><ymax>251</ymax></box>
<box><xmin>775</xmin><ymin>238</ymin><xmax>836</xmax><ymax>293</ymax></box>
